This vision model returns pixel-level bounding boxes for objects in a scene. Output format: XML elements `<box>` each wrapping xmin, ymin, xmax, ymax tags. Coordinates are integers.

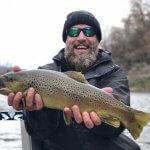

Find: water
<box><xmin>0</xmin><ymin>93</ymin><xmax>150</xmax><ymax>150</ymax></box>
<box><xmin>0</xmin><ymin>121</ymin><xmax>21</xmax><ymax>150</ymax></box>
<box><xmin>0</xmin><ymin>95</ymin><xmax>22</xmax><ymax>150</ymax></box>
<box><xmin>124</xmin><ymin>93</ymin><xmax>150</xmax><ymax>150</ymax></box>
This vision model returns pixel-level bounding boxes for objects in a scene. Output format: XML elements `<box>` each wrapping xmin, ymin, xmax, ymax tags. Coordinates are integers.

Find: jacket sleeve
<box><xmin>90</xmin><ymin>65</ymin><xmax>130</xmax><ymax>138</ymax></box>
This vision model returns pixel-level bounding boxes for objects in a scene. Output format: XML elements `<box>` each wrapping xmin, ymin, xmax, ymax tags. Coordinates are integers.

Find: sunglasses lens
<box><xmin>68</xmin><ymin>27</ymin><xmax>80</xmax><ymax>37</ymax></box>
<box><xmin>83</xmin><ymin>27</ymin><xmax>95</xmax><ymax>37</ymax></box>
<box><xmin>67</xmin><ymin>27</ymin><xmax>95</xmax><ymax>37</ymax></box>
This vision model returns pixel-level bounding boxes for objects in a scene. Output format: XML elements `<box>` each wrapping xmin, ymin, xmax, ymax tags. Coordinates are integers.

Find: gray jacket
<box><xmin>24</xmin><ymin>49</ymin><xmax>140</xmax><ymax>150</ymax></box>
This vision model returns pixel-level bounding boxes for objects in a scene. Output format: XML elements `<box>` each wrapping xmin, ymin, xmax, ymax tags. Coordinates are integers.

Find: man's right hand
<box><xmin>8</xmin><ymin>66</ymin><xmax>43</xmax><ymax>111</ymax></box>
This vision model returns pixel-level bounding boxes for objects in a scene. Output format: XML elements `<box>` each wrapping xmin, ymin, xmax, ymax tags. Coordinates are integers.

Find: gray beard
<box><xmin>64</xmin><ymin>42</ymin><xmax>99</xmax><ymax>72</ymax></box>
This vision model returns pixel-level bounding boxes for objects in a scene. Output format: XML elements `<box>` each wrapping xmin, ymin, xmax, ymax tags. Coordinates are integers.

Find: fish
<box><xmin>0</xmin><ymin>69</ymin><xmax>150</xmax><ymax>139</ymax></box>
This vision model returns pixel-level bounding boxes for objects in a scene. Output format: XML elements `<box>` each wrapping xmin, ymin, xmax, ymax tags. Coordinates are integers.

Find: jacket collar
<box><xmin>53</xmin><ymin>48</ymin><xmax>114</xmax><ymax>79</ymax></box>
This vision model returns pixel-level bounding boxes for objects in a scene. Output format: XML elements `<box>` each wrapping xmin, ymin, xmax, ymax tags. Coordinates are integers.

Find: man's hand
<box><xmin>64</xmin><ymin>87</ymin><xmax>113</xmax><ymax>129</ymax></box>
<box><xmin>8</xmin><ymin>66</ymin><xmax>43</xmax><ymax>111</ymax></box>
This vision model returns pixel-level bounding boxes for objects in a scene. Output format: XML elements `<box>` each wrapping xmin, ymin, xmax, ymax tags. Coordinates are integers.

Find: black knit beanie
<box><xmin>62</xmin><ymin>10</ymin><xmax>102</xmax><ymax>42</ymax></box>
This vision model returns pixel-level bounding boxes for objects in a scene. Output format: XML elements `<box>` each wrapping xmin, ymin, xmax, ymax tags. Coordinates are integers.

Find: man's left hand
<box><xmin>64</xmin><ymin>87</ymin><xmax>113</xmax><ymax>129</ymax></box>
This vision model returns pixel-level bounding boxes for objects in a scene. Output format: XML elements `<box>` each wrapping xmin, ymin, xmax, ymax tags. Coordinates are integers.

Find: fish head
<box><xmin>0</xmin><ymin>71</ymin><xmax>28</xmax><ymax>95</ymax></box>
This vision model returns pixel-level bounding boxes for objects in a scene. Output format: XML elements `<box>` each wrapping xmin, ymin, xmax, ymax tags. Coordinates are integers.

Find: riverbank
<box><xmin>127</xmin><ymin>64</ymin><xmax>150</xmax><ymax>92</ymax></box>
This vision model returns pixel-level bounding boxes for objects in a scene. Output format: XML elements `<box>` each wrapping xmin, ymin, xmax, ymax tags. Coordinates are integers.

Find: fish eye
<box><xmin>5</xmin><ymin>75</ymin><xmax>14</xmax><ymax>82</ymax></box>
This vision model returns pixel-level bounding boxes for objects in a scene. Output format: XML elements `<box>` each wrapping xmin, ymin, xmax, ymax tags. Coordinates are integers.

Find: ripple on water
<box><xmin>0</xmin><ymin>121</ymin><xmax>22</xmax><ymax>150</ymax></box>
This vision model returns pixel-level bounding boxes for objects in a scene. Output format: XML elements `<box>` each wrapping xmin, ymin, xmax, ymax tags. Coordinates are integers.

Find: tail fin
<box><xmin>127</xmin><ymin>109</ymin><xmax>150</xmax><ymax>139</ymax></box>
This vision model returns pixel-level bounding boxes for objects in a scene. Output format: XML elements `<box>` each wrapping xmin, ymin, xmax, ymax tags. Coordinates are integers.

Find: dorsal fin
<box><xmin>64</xmin><ymin>71</ymin><xmax>89</xmax><ymax>84</ymax></box>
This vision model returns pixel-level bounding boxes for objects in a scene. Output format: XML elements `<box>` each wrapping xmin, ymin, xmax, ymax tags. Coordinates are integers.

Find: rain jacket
<box><xmin>24</xmin><ymin>49</ymin><xmax>140</xmax><ymax>150</ymax></box>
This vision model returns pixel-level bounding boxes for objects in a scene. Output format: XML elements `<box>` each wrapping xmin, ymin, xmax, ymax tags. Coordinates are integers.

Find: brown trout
<box><xmin>0</xmin><ymin>69</ymin><xmax>150</xmax><ymax>139</ymax></box>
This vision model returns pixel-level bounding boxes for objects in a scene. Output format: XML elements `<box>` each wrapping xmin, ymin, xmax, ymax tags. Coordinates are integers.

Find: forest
<box><xmin>102</xmin><ymin>0</ymin><xmax>150</xmax><ymax>91</ymax></box>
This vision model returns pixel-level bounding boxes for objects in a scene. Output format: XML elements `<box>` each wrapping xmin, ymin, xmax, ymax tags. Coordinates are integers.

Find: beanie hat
<box><xmin>62</xmin><ymin>10</ymin><xmax>102</xmax><ymax>42</ymax></box>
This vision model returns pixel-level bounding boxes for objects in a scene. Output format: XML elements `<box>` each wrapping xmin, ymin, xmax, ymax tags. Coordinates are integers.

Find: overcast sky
<box><xmin>0</xmin><ymin>0</ymin><xmax>130</xmax><ymax>69</ymax></box>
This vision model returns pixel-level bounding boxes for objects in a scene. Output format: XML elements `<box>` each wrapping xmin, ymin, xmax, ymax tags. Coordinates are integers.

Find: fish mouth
<box><xmin>0</xmin><ymin>79</ymin><xmax>12</xmax><ymax>95</ymax></box>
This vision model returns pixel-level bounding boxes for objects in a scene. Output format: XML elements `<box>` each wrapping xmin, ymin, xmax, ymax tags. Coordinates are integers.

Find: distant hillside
<box><xmin>102</xmin><ymin>0</ymin><xmax>150</xmax><ymax>92</ymax></box>
<box><xmin>128</xmin><ymin>64</ymin><xmax>150</xmax><ymax>92</ymax></box>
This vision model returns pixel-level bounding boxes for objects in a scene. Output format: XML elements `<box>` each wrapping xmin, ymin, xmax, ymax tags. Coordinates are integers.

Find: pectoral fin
<box><xmin>22</xmin><ymin>90</ymin><xmax>28</xmax><ymax>97</ymax></box>
<box><xmin>22</xmin><ymin>90</ymin><xmax>28</xmax><ymax>108</ymax></box>
<box><xmin>101</xmin><ymin>116</ymin><xmax>120</xmax><ymax>127</ymax></box>
<box><xmin>64</xmin><ymin>71</ymin><xmax>89</xmax><ymax>84</ymax></box>
<box><xmin>112</xmin><ymin>93</ymin><xmax>123</xmax><ymax>102</ymax></box>
<box><xmin>63</xmin><ymin>112</ymin><xmax>72</xmax><ymax>125</ymax></box>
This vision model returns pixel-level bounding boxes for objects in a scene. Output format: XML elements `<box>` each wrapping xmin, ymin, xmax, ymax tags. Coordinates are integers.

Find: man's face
<box><xmin>65</xmin><ymin>24</ymin><xmax>99</xmax><ymax>71</ymax></box>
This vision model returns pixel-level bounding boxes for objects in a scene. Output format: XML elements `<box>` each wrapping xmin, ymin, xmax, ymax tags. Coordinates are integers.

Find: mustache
<box><xmin>73</xmin><ymin>41</ymin><xmax>89</xmax><ymax>48</ymax></box>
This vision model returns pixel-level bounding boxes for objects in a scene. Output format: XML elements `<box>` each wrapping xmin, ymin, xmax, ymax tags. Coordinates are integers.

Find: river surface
<box><xmin>0</xmin><ymin>93</ymin><xmax>150</xmax><ymax>150</ymax></box>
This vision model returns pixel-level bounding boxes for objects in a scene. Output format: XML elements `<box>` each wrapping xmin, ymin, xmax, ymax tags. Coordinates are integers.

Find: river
<box><xmin>0</xmin><ymin>93</ymin><xmax>150</xmax><ymax>150</ymax></box>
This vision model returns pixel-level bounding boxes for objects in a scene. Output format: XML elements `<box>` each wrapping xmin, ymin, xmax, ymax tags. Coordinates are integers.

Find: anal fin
<box><xmin>101</xmin><ymin>115</ymin><xmax>120</xmax><ymax>127</ymax></box>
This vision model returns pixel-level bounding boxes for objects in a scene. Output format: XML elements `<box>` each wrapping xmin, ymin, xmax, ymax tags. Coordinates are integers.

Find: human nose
<box><xmin>76</xmin><ymin>31</ymin><xmax>86</xmax><ymax>41</ymax></box>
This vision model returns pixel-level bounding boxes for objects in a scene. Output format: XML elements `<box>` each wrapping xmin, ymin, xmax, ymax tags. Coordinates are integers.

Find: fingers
<box><xmin>90</xmin><ymin>112</ymin><xmax>101</xmax><ymax>126</ymax></box>
<box><xmin>101</xmin><ymin>87</ymin><xmax>113</xmax><ymax>93</ymax></box>
<box><xmin>26</xmin><ymin>88</ymin><xmax>35</xmax><ymax>108</ymax></box>
<box><xmin>64</xmin><ymin>105</ymin><xmax>101</xmax><ymax>129</ymax></box>
<box><xmin>35</xmin><ymin>93</ymin><xmax>43</xmax><ymax>110</ymax></box>
<box><xmin>82</xmin><ymin>112</ymin><xmax>94</xmax><ymax>128</ymax></box>
<box><xmin>8</xmin><ymin>92</ymin><xmax>23</xmax><ymax>110</ymax></box>
<box><xmin>13</xmin><ymin>65</ymin><xmax>21</xmax><ymax>72</ymax></box>
<box><xmin>82</xmin><ymin>112</ymin><xmax>101</xmax><ymax>128</ymax></box>
<box><xmin>72</xmin><ymin>105</ymin><xmax>82</xmax><ymax>124</ymax></box>
<box><xmin>26</xmin><ymin>87</ymin><xmax>43</xmax><ymax>111</ymax></box>
<box><xmin>8</xmin><ymin>93</ymin><xmax>15</xmax><ymax>106</ymax></box>
<box><xmin>7</xmin><ymin>88</ymin><xmax>43</xmax><ymax>111</ymax></box>
<box><xmin>64</xmin><ymin>107</ymin><xmax>72</xmax><ymax>117</ymax></box>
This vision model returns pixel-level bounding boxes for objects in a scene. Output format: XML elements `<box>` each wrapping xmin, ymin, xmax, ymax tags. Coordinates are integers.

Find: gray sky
<box><xmin>0</xmin><ymin>0</ymin><xmax>130</xmax><ymax>69</ymax></box>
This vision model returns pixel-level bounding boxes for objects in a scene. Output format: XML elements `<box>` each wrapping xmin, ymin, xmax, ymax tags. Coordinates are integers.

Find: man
<box><xmin>8</xmin><ymin>10</ymin><xmax>140</xmax><ymax>150</ymax></box>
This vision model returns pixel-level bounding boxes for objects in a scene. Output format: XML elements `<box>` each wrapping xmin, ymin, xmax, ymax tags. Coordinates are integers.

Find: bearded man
<box><xmin>8</xmin><ymin>10</ymin><xmax>140</xmax><ymax>150</ymax></box>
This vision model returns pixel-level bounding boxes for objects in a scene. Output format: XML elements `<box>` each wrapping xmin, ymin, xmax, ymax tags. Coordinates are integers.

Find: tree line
<box><xmin>102</xmin><ymin>0</ymin><xmax>150</xmax><ymax>72</ymax></box>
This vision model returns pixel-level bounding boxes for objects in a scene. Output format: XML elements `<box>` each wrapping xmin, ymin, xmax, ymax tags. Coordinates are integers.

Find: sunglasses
<box><xmin>67</xmin><ymin>27</ymin><xmax>95</xmax><ymax>37</ymax></box>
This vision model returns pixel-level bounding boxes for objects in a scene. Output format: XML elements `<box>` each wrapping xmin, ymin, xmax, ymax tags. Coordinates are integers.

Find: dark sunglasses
<box><xmin>67</xmin><ymin>27</ymin><xmax>95</xmax><ymax>37</ymax></box>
